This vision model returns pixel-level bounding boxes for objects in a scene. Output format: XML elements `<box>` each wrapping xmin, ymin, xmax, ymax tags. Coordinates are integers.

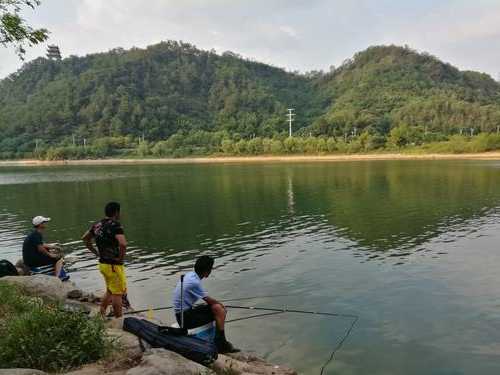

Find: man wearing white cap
<box><xmin>22</xmin><ymin>216</ymin><xmax>63</xmax><ymax>277</ymax></box>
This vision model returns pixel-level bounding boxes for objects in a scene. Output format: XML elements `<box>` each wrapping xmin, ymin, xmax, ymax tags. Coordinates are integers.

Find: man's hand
<box><xmin>81</xmin><ymin>230</ymin><xmax>99</xmax><ymax>257</ymax></box>
<box><xmin>48</xmin><ymin>252</ymin><xmax>60</xmax><ymax>259</ymax></box>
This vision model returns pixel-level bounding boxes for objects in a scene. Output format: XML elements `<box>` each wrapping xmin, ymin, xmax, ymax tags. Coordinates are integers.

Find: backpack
<box><xmin>123</xmin><ymin>317</ymin><xmax>217</xmax><ymax>366</ymax></box>
<box><xmin>0</xmin><ymin>259</ymin><xmax>19</xmax><ymax>278</ymax></box>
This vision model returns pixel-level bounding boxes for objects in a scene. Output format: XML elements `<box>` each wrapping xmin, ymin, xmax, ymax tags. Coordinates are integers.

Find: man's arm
<box><xmin>115</xmin><ymin>234</ymin><xmax>127</xmax><ymax>262</ymax></box>
<box><xmin>37</xmin><ymin>244</ymin><xmax>58</xmax><ymax>258</ymax></box>
<box><xmin>81</xmin><ymin>230</ymin><xmax>99</xmax><ymax>257</ymax></box>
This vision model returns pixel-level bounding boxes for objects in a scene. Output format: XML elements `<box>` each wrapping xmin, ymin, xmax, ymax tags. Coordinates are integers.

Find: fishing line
<box><xmin>224</xmin><ymin>305</ymin><xmax>358</xmax><ymax>320</ymax></box>
<box><xmin>319</xmin><ymin>314</ymin><xmax>358</xmax><ymax>375</ymax></box>
<box><xmin>223</xmin><ymin>305</ymin><xmax>359</xmax><ymax>375</ymax></box>
<box><xmin>226</xmin><ymin>311</ymin><xmax>285</xmax><ymax>323</ymax></box>
<box><xmin>122</xmin><ymin>301</ymin><xmax>358</xmax><ymax>374</ymax></box>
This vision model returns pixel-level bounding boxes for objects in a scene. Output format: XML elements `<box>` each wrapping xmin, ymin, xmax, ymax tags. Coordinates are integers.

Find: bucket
<box><xmin>171</xmin><ymin>321</ymin><xmax>216</xmax><ymax>342</ymax></box>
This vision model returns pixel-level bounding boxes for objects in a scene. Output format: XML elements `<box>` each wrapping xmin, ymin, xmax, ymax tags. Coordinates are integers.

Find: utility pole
<box><xmin>72</xmin><ymin>134</ymin><xmax>76</xmax><ymax>147</ymax></box>
<box><xmin>287</xmin><ymin>108</ymin><xmax>295</xmax><ymax>138</ymax></box>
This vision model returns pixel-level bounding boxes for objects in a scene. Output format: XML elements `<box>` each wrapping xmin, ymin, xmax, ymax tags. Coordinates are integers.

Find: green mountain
<box><xmin>1</xmin><ymin>42</ymin><xmax>500</xmax><ymax>158</ymax></box>
<box><xmin>0</xmin><ymin>41</ymin><xmax>321</xmax><ymax>155</ymax></box>
<box><xmin>312</xmin><ymin>45</ymin><xmax>500</xmax><ymax>137</ymax></box>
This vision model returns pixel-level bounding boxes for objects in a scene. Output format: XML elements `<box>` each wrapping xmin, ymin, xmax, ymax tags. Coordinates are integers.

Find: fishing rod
<box><xmin>226</xmin><ymin>310</ymin><xmax>285</xmax><ymax>323</ymax></box>
<box><xmin>122</xmin><ymin>299</ymin><xmax>358</xmax><ymax>375</ymax></box>
<box><xmin>123</xmin><ymin>294</ymin><xmax>294</xmax><ymax>316</ymax></box>
<box><xmin>224</xmin><ymin>305</ymin><xmax>358</xmax><ymax>319</ymax></box>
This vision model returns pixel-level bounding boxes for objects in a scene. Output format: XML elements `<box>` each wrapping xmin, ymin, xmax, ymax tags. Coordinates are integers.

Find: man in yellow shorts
<box><xmin>82</xmin><ymin>202</ymin><xmax>128</xmax><ymax>318</ymax></box>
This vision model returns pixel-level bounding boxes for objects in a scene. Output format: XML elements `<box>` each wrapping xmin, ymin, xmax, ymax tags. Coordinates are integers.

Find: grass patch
<box><xmin>0</xmin><ymin>281</ymin><xmax>112</xmax><ymax>373</ymax></box>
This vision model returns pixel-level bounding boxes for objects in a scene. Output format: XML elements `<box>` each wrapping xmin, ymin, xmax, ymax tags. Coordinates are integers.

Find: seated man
<box><xmin>172</xmin><ymin>256</ymin><xmax>239</xmax><ymax>353</ymax></box>
<box><xmin>22</xmin><ymin>216</ymin><xmax>64</xmax><ymax>278</ymax></box>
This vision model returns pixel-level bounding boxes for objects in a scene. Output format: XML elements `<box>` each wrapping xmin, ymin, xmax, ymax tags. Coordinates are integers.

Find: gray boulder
<box><xmin>212</xmin><ymin>352</ymin><xmax>297</xmax><ymax>375</ymax></box>
<box><xmin>106</xmin><ymin>328</ymin><xmax>143</xmax><ymax>360</ymax></box>
<box><xmin>64</xmin><ymin>365</ymin><xmax>126</xmax><ymax>375</ymax></box>
<box><xmin>126</xmin><ymin>348</ymin><xmax>214</xmax><ymax>375</ymax></box>
<box><xmin>1</xmin><ymin>275</ymin><xmax>82</xmax><ymax>301</ymax></box>
<box><xmin>0</xmin><ymin>370</ymin><xmax>47</xmax><ymax>375</ymax></box>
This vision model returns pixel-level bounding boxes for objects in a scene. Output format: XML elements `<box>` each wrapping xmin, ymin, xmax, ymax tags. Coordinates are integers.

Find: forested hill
<box><xmin>310</xmin><ymin>45</ymin><xmax>500</xmax><ymax>138</ymax></box>
<box><xmin>0</xmin><ymin>41</ymin><xmax>321</xmax><ymax>154</ymax></box>
<box><xmin>1</xmin><ymin>42</ymin><xmax>500</xmax><ymax>158</ymax></box>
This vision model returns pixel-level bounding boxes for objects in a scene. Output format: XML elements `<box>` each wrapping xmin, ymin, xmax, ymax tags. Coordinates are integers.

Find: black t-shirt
<box><xmin>90</xmin><ymin>218</ymin><xmax>124</xmax><ymax>265</ymax></box>
<box><xmin>22</xmin><ymin>230</ymin><xmax>43</xmax><ymax>262</ymax></box>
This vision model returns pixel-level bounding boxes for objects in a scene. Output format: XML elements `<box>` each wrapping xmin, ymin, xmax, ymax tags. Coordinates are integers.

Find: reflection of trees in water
<box><xmin>2</xmin><ymin>162</ymin><xmax>500</xmax><ymax>268</ymax></box>
<box><xmin>305</xmin><ymin>161</ymin><xmax>500</xmax><ymax>252</ymax></box>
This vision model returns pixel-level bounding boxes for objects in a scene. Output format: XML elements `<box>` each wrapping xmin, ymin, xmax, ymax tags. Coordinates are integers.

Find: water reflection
<box><xmin>3</xmin><ymin>161</ymin><xmax>500</xmax><ymax>374</ymax></box>
<box><xmin>2</xmin><ymin>161</ymin><xmax>500</xmax><ymax>267</ymax></box>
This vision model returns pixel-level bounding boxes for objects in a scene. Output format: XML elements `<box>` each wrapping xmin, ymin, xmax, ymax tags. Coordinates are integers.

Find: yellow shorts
<box><xmin>98</xmin><ymin>263</ymin><xmax>127</xmax><ymax>295</ymax></box>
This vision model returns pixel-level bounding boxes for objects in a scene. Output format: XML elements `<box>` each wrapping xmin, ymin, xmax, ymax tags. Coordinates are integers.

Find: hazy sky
<box><xmin>1</xmin><ymin>0</ymin><xmax>500</xmax><ymax>79</ymax></box>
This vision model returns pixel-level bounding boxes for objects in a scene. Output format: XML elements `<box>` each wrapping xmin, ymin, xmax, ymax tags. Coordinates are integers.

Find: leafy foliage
<box><xmin>0</xmin><ymin>0</ymin><xmax>48</xmax><ymax>58</ymax></box>
<box><xmin>311</xmin><ymin>45</ymin><xmax>500</xmax><ymax>138</ymax></box>
<box><xmin>0</xmin><ymin>282</ymin><xmax>111</xmax><ymax>372</ymax></box>
<box><xmin>1</xmin><ymin>43</ymin><xmax>500</xmax><ymax>159</ymax></box>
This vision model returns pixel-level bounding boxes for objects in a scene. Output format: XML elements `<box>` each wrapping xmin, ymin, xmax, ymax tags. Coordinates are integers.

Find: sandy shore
<box><xmin>2</xmin><ymin>152</ymin><xmax>500</xmax><ymax>166</ymax></box>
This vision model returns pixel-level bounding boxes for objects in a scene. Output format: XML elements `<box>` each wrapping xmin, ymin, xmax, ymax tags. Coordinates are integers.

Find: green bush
<box><xmin>221</xmin><ymin>139</ymin><xmax>235</xmax><ymax>154</ymax></box>
<box><xmin>0</xmin><ymin>283</ymin><xmax>111</xmax><ymax>373</ymax></box>
<box><xmin>270</xmin><ymin>139</ymin><xmax>284</xmax><ymax>154</ymax></box>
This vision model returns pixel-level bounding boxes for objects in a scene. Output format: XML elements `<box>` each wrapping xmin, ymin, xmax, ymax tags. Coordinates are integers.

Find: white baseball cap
<box><xmin>32</xmin><ymin>216</ymin><xmax>51</xmax><ymax>226</ymax></box>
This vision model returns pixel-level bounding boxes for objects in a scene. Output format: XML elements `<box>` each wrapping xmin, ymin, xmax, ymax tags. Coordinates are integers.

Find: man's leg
<box><xmin>211</xmin><ymin>303</ymin><xmax>226</xmax><ymax>331</ymax></box>
<box><xmin>53</xmin><ymin>258</ymin><xmax>63</xmax><ymax>277</ymax></box>
<box><xmin>211</xmin><ymin>303</ymin><xmax>239</xmax><ymax>353</ymax></box>
<box><xmin>111</xmin><ymin>293</ymin><xmax>123</xmax><ymax>318</ymax></box>
<box><xmin>100</xmin><ymin>290</ymin><xmax>112</xmax><ymax>317</ymax></box>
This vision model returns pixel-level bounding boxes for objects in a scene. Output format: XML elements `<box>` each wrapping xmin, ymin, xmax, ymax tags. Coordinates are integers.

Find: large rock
<box><xmin>105</xmin><ymin>317</ymin><xmax>125</xmax><ymax>330</ymax></box>
<box><xmin>0</xmin><ymin>370</ymin><xmax>47</xmax><ymax>375</ymax></box>
<box><xmin>106</xmin><ymin>328</ymin><xmax>143</xmax><ymax>360</ymax></box>
<box><xmin>64</xmin><ymin>365</ymin><xmax>126</xmax><ymax>375</ymax></box>
<box><xmin>126</xmin><ymin>348</ymin><xmax>214</xmax><ymax>375</ymax></box>
<box><xmin>1</xmin><ymin>275</ymin><xmax>82</xmax><ymax>301</ymax></box>
<box><xmin>212</xmin><ymin>352</ymin><xmax>297</xmax><ymax>375</ymax></box>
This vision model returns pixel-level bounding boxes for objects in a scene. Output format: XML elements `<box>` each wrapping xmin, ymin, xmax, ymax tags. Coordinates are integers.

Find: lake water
<box><xmin>2</xmin><ymin>160</ymin><xmax>500</xmax><ymax>374</ymax></box>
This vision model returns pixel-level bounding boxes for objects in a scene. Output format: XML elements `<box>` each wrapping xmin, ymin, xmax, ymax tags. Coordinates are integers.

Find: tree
<box><xmin>1</xmin><ymin>0</ymin><xmax>48</xmax><ymax>58</ymax></box>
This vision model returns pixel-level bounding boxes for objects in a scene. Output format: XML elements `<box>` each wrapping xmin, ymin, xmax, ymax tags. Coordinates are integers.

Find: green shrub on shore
<box><xmin>3</xmin><ymin>131</ymin><xmax>500</xmax><ymax>160</ymax></box>
<box><xmin>0</xmin><ymin>282</ymin><xmax>111</xmax><ymax>373</ymax></box>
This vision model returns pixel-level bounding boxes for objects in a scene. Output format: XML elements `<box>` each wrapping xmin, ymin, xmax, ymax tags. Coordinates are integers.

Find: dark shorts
<box><xmin>24</xmin><ymin>252</ymin><xmax>58</xmax><ymax>268</ymax></box>
<box><xmin>176</xmin><ymin>305</ymin><xmax>214</xmax><ymax>329</ymax></box>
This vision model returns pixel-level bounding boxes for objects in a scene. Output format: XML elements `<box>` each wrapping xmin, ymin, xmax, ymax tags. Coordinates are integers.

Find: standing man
<box><xmin>23</xmin><ymin>216</ymin><xmax>64</xmax><ymax>278</ymax></box>
<box><xmin>172</xmin><ymin>255</ymin><xmax>239</xmax><ymax>353</ymax></box>
<box><xmin>82</xmin><ymin>202</ymin><xmax>127</xmax><ymax>318</ymax></box>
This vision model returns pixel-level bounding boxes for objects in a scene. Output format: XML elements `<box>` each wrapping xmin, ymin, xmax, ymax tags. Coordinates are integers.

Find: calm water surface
<box><xmin>2</xmin><ymin>160</ymin><xmax>500</xmax><ymax>374</ymax></box>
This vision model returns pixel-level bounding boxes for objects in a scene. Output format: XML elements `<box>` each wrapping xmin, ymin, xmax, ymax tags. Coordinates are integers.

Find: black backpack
<box><xmin>123</xmin><ymin>317</ymin><xmax>217</xmax><ymax>366</ymax></box>
<box><xmin>0</xmin><ymin>259</ymin><xmax>19</xmax><ymax>278</ymax></box>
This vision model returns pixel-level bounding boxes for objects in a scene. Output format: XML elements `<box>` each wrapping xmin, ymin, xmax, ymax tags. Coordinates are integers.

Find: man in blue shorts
<box><xmin>22</xmin><ymin>216</ymin><xmax>64</xmax><ymax>277</ymax></box>
<box><xmin>172</xmin><ymin>256</ymin><xmax>239</xmax><ymax>353</ymax></box>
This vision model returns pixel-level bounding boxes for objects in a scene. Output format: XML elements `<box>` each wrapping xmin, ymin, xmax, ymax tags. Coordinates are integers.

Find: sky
<box><xmin>1</xmin><ymin>0</ymin><xmax>500</xmax><ymax>79</ymax></box>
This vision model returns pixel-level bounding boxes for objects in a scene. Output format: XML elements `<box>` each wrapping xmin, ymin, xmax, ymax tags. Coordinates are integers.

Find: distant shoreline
<box><xmin>2</xmin><ymin>152</ymin><xmax>500</xmax><ymax>166</ymax></box>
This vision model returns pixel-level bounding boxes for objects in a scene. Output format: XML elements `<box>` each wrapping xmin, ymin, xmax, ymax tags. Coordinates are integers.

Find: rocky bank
<box><xmin>0</xmin><ymin>275</ymin><xmax>297</xmax><ymax>375</ymax></box>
